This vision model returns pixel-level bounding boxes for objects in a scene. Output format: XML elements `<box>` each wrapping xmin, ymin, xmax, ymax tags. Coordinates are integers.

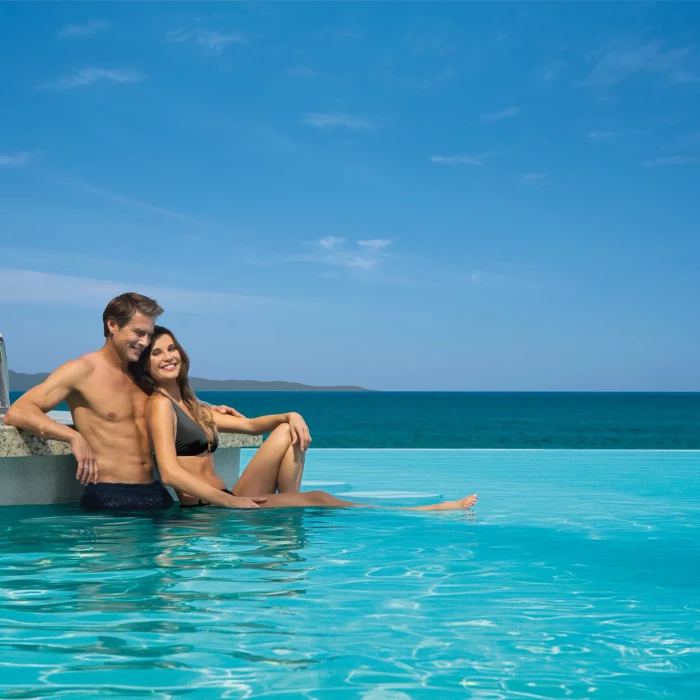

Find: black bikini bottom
<box><xmin>180</xmin><ymin>488</ymin><xmax>235</xmax><ymax>508</ymax></box>
<box><xmin>80</xmin><ymin>481</ymin><xmax>175</xmax><ymax>511</ymax></box>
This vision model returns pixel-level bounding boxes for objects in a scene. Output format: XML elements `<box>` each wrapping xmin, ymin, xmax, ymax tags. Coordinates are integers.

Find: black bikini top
<box><xmin>167</xmin><ymin>398</ymin><xmax>219</xmax><ymax>456</ymax></box>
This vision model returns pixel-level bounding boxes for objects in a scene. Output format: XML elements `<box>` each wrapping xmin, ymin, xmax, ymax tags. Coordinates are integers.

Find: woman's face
<box><xmin>148</xmin><ymin>334</ymin><xmax>182</xmax><ymax>384</ymax></box>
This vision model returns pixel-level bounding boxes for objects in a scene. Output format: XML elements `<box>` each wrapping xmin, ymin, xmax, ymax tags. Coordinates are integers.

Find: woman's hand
<box><xmin>225</xmin><ymin>495</ymin><xmax>268</xmax><ymax>509</ymax></box>
<box><xmin>287</xmin><ymin>412</ymin><xmax>312</xmax><ymax>452</ymax></box>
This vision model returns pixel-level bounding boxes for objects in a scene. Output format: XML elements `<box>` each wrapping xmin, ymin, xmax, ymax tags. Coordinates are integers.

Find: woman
<box><xmin>131</xmin><ymin>326</ymin><xmax>477</xmax><ymax>512</ymax></box>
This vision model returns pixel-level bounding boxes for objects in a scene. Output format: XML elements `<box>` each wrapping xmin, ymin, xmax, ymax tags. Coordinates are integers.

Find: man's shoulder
<box><xmin>57</xmin><ymin>355</ymin><xmax>97</xmax><ymax>380</ymax></box>
<box><xmin>45</xmin><ymin>355</ymin><xmax>97</xmax><ymax>386</ymax></box>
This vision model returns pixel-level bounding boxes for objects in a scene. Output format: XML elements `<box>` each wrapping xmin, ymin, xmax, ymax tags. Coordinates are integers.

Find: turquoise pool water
<box><xmin>1</xmin><ymin>449</ymin><xmax>699</xmax><ymax>698</ymax></box>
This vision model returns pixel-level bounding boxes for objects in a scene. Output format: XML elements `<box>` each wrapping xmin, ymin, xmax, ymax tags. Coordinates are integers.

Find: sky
<box><xmin>1</xmin><ymin>2</ymin><xmax>699</xmax><ymax>392</ymax></box>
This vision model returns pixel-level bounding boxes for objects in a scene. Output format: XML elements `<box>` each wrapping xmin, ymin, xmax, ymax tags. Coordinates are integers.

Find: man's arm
<box><xmin>3</xmin><ymin>358</ymin><xmax>90</xmax><ymax>439</ymax></box>
<box><xmin>3</xmin><ymin>358</ymin><xmax>99</xmax><ymax>484</ymax></box>
<box><xmin>208</xmin><ymin>404</ymin><xmax>246</xmax><ymax>418</ymax></box>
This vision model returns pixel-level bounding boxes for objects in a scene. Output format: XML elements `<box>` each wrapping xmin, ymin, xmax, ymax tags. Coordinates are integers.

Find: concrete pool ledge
<box><xmin>0</xmin><ymin>413</ymin><xmax>262</xmax><ymax>506</ymax></box>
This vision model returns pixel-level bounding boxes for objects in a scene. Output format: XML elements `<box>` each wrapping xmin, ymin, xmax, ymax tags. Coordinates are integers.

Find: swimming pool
<box><xmin>1</xmin><ymin>449</ymin><xmax>699</xmax><ymax>698</ymax></box>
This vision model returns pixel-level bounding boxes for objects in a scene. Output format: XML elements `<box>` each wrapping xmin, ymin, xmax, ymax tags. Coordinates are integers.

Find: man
<box><xmin>3</xmin><ymin>292</ymin><xmax>262</xmax><ymax>510</ymax></box>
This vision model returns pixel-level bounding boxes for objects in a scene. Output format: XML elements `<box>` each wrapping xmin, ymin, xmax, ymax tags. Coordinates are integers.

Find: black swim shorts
<box><xmin>80</xmin><ymin>481</ymin><xmax>175</xmax><ymax>511</ymax></box>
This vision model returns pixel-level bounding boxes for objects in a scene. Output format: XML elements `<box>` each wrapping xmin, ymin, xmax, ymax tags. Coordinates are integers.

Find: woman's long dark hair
<box><xmin>130</xmin><ymin>325</ymin><xmax>217</xmax><ymax>443</ymax></box>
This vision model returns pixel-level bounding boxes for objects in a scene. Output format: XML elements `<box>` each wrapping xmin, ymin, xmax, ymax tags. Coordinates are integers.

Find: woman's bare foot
<box><xmin>413</xmin><ymin>494</ymin><xmax>478</xmax><ymax>511</ymax></box>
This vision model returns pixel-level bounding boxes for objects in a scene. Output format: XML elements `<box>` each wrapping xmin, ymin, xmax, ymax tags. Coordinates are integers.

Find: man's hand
<box><xmin>71</xmin><ymin>434</ymin><xmax>98</xmax><ymax>485</ymax></box>
<box><xmin>225</xmin><ymin>495</ymin><xmax>268</xmax><ymax>509</ymax></box>
<box><xmin>210</xmin><ymin>404</ymin><xmax>246</xmax><ymax>418</ymax></box>
<box><xmin>287</xmin><ymin>412</ymin><xmax>312</xmax><ymax>452</ymax></box>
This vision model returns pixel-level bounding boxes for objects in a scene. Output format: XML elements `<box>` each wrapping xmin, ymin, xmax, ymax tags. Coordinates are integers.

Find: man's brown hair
<box><xmin>102</xmin><ymin>293</ymin><xmax>164</xmax><ymax>338</ymax></box>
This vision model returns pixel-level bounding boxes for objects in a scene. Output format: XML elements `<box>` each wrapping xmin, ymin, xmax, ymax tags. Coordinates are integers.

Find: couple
<box><xmin>4</xmin><ymin>293</ymin><xmax>478</xmax><ymax>512</ymax></box>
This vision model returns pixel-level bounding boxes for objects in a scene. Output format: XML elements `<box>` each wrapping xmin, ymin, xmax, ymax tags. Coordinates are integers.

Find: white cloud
<box><xmin>394</xmin><ymin>66</ymin><xmax>455</xmax><ymax>92</ymax></box>
<box><xmin>358</xmin><ymin>239</ymin><xmax>391</xmax><ymax>249</ymax></box>
<box><xmin>287</xmin><ymin>65</ymin><xmax>319</xmax><ymax>80</ymax></box>
<box><xmin>58</xmin><ymin>20</ymin><xmax>107</xmax><ymax>38</ymax></box>
<box><xmin>321</xmin><ymin>25</ymin><xmax>366</xmax><ymax>41</ymax></box>
<box><xmin>318</xmin><ymin>236</ymin><xmax>345</xmax><ymax>249</ymax></box>
<box><xmin>432</xmin><ymin>154</ymin><xmax>485</xmax><ymax>167</ymax></box>
<box><xmin>303</xmin><ymin>112</ymin><xmax>386</xmax><ymax>131</ymax></box>
<box><xmin>167</xmin><ymin>29</ymin><xmax>249</xmax><ymax>52</ymax></box>
<box><xmin>642</xmin><ymin>156</ymin><xmax>697</xmax><ymax>167</ymax></box>
<box><xmin>0</xmin><ymin>151</ymin><xmax>32</xmax><ymax>167</ymax></box>
<box><xmin>519</xmin><ymin>173</ymin><xmax>547</xmax><ymax>185</ymax></box>
<box><xmin>291</xmin><ymin>238</ymin><xmax>392</xmax><ymax>272</ymax></box>
<box><xmin>670</xmin><ymin>71</ymin><xmax>700</xmax><ymax>84</ymax></box>
<box><xmin>589</xmin><ymin>128</ymin><xmax>651</xmax><ymax>141</ymax></box>
<box><xmin>584</xmin><ymin>38</ymin><xmax>698</xmax><ymax>87</ymax></box>
<box><xmin>39</xmin><ymin>67</ymin><xmax>146</xmax><ymax>90</ymax></box>
<box><xmin>661</xmin><ymin>129</ymin><xmax>700</xmax><ymax>152</ymax></box>
<box><xmin>405</xmin><ymin>30</ymin><xmax>457</xmax><ymax>57</ymax></box>
<box><xmin>542</xmin><ymin>61</ymin><xmax>564</xmax><ymax>82</ymax></box>
<box><xmin>0</xmin><ymin>269</ymin><xmax>284</xmax><ymax>312</ymax></box>
<box><xmin>418</xmin><ymin>66</ymin><xmax>456</xmax><ymax>90</ymax></box>
<box><xmin>432</xmin><ymin>151</ymin><xmax>501</xmax><ymax>168</ymax></box>
<box><xmin>588</xmin><ymin>130</ymin><xmax>616</xmax><ymax>140</ymax></box>
<box><xmin>480</xmin><ymin>107</ymin><xmax>520</xmax><ymax>123</ymax></box>
<box><xmin>62</xmin><ymin>180</ymin><xmax>201</xmax><ymax>223</ymax></box>
<box><xmin>345</xmin><ymin>256</ymin><xmax>380</xmax><ymax>271</ymax></box>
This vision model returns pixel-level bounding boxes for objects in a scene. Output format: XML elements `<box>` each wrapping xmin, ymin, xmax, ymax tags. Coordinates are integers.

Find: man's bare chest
<box><xmin>72</xmin><ymin>376</ymin><xmax>147</xmax><ymax>424</ymax></box>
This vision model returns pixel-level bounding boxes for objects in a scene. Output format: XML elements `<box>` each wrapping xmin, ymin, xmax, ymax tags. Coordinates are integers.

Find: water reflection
<box><xmin>2</xmin><ymin>483</ymin><xmax>699</xmax><ymax>700</ymax></box>
<box><xmin>1</xmin><ymin>506</ymin><xmax>322</xmax><ymax>616</ymax></box>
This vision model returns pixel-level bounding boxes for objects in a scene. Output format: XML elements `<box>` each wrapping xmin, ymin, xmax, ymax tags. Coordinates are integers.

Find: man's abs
<box><xmin>69</xmin><ymin>405</ymin><xmax>154</xmax><ymax>483</ymax></box>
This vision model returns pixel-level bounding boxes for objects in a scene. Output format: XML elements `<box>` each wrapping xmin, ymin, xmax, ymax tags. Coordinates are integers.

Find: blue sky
<box><xmin>1</xmin><ymin>2</ymin><xmax>699</xmax><ymax>391</ymax></box>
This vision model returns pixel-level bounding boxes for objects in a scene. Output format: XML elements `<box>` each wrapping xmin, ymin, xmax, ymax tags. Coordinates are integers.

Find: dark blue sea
<box><xmin>12</xmin><ymin>391</ymin><xmax>700</xmax><ymax>449</ymax></box>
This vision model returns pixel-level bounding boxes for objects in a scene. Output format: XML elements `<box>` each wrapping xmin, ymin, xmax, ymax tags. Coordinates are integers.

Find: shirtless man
<box><xmin>3</xmin><ymin>292</ymin><xmax>262</xmax><ymax>511</ymax></box>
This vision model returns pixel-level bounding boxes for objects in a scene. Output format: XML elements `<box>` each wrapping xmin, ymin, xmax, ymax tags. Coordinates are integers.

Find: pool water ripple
<box><xmin>1</xmin><ymin>449</ymin><xmax>699</xmax><ymax>698</ymax></box>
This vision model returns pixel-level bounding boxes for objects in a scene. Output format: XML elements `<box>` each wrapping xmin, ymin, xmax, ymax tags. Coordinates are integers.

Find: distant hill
<box><xmin>188</xmin><ymin>377</ymin><xmax>370</xmax><ymax>392</ymax></box>
<box><xmin>8</xmin><ymin>371</ymin><xmax>50</xmax><ymax>391</ymax></box>
<box><xmin>8</xmin><ymin>370</ymin><xmax>370</xmax><ymax>392</ymax></box>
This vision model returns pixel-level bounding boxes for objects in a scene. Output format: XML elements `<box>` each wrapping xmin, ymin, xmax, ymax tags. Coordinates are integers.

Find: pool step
<box><xmin>302</xmin><ymin>480</ymin><xmax>351</xmax><ymax>493</ymax></box>
<box><xmin>302</xmin><ymin>482</ymin><xmax>444</xmax><ymax>504</ymax></box>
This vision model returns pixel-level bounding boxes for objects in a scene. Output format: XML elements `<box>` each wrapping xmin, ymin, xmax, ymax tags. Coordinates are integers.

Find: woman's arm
<box><xmin>210</xmin><ymin>412</ymin><xmax>288</xmax><ymax>435</ymax></box>
<box><xmin>210</xmin><ymin>411</ymin><xmax>312</xmax><ymax>451</ymax></box>
<box><xmin>146</xmin><ymin>397</ymin><xmax>266</xmax><ymax>509</ymax></box>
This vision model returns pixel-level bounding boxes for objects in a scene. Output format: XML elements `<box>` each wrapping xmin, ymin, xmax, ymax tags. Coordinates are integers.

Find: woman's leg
<box><xmin>233</xmin><ymin>424</ymin><xmax>306</xmax><ymax>496</ymax></box>
<box><xmin>253</xmin><ymin>490</ymin><xmax>478</xmax><ymax>511</ymax></box>
<box><xmin>277</xmin><ymin>442</ymin><xmax>305</xmax><ymax>492</ymax></box>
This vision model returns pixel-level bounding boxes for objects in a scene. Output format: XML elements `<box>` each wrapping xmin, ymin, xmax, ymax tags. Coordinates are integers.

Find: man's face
<box><xmin>109</xmin><ymin>312</ymin><xmax>155</xmax><ymax>363</ymax></box>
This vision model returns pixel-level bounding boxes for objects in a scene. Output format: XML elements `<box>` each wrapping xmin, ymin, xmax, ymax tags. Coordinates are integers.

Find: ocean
<box><xmin>10</xmin><ymin>390</ymin><xmax>700</xmax><ymax>449</ymax></box>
